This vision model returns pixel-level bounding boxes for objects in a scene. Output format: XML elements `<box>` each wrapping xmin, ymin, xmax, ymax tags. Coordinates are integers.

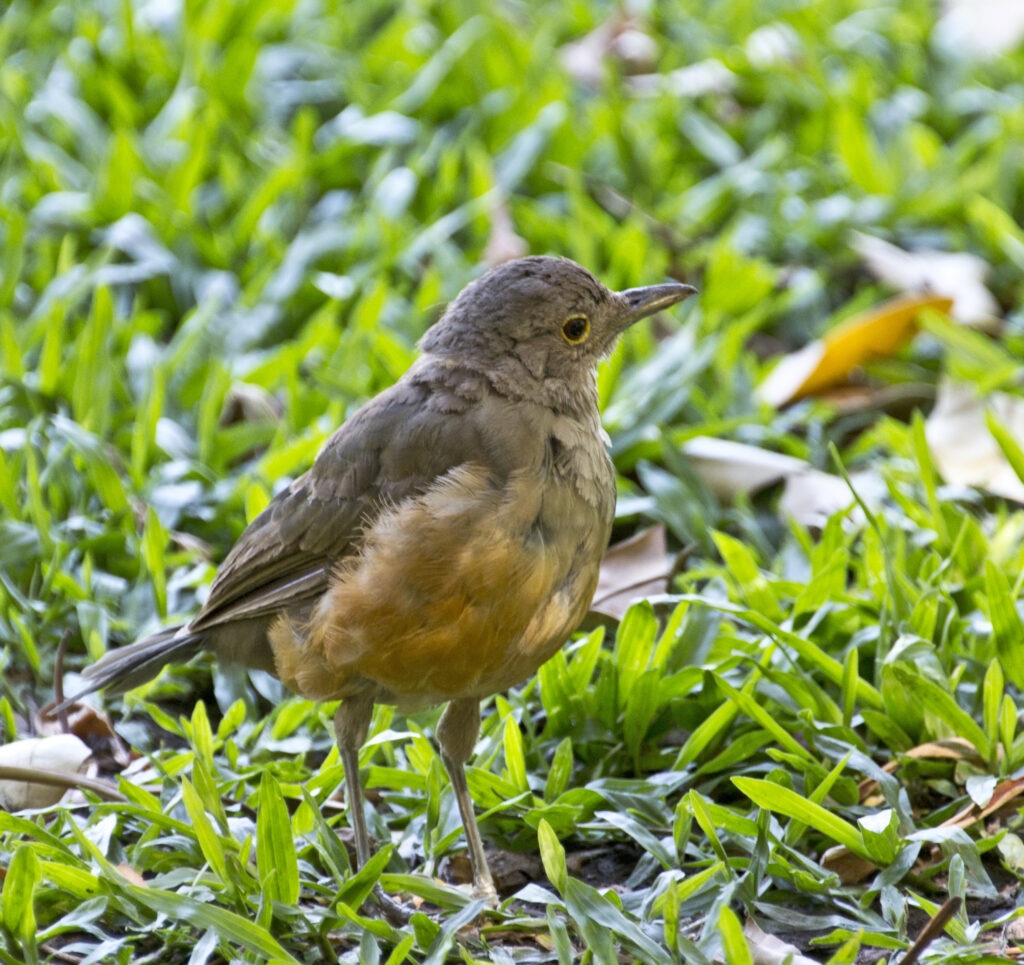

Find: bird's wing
<box><xmin>189</xmin><ymin>381</ymin><xmax>498</xmax><ymax>632</ymax></box>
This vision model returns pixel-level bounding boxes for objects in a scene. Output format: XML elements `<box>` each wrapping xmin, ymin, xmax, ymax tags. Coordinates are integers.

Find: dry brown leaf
<box><xmin>925</xmin><ymin>379</ymin><xmax>1024</xmax><ymax>503</ymax></box>
<box><xmin>821</xmin><ymin>844</ymin><xmax>877</xmax><ymax>884</ymax></box>
<box><xmin>483</xmin><ymin>200</ymin><xmax>528</xmax><ymax>267</ymax></box>
<box><xmin>591</xmin><ymin>525</ymin><xmax>672</xmax><ymax>620</ymax></box>
<box><xmin>852</xmin><ymin>232</ymin><xmax>999</xmax><ymax>327</ymax></box>
<box><xmin>941</xmin><ymin>776</ymin><xmax>1024</xmax><ymax>831</ymax></box>
<box><xmin>743</xmin><ymin>919</ymin><xmax>819</xmax><ymax>965</ymax></box>
<box><xmin>38</xmin><ymin>698</ymin><xmax>134</xmax><ymax>769</ymax></box>
<box><xmin>0</xmin><ymin>735</ymin><xmax>92</xmax><ymax>810</ymax></box>
<box><xmin>1005</xmin><ymin>915</ymin><xmax>1024</xmax><ymax>943</ymax></box>
<box><xmin>757</xmin><ymin>293</ymin><xmax>953</xmax><ymax>407</ymax></box>
<box><xmin>905</xmin><ymin>737</ymin><xmax>984</xmax><ymax>762</ymax></box>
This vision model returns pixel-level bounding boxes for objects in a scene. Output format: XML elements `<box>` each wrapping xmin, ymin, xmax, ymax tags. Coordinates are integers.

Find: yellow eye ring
<box><xmin>562</xmin><ymin>314</ymin><xmax>590</xmax><ymax>344</ymax></box>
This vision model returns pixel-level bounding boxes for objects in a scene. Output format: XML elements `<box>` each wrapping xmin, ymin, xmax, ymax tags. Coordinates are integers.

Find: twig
<box><xmin>54</xmin><ymin>628</ymin><xmax>73</xmax><ymax>734</ymax></box>
<box><xmin>901</xmin><ymin>896</ymin><xmax>962</xmax><ymax>965</ymax></box>
<box><xmin>0</xmin><ymin>765</ymin><xmax>127</xmax><ymax>802</ymax></box>
<box><xmin>39</xmin><ymin>943</ymin><xmax>84</xmax><ymax>964</ymax></box>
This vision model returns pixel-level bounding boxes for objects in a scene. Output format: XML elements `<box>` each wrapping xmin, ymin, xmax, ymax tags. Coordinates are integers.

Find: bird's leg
<box><xmin>333</xmin><ymin>696</ymin><xmax>408</xmax><ymax>924</ymax></box>
<box><xmin>333</xmin><ymin>696</ymin><xmax>375</xmax><ymax>869</ymax></box>
<box><xmin>437</xmin><ymin>697</ymin><xmax>498</xmax><ymax>903</ymax></box>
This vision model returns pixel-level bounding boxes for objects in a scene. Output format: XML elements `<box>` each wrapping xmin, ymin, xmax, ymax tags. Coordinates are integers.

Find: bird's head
<box><xmin>420</xmin><ymin>256</ymin><xmax>695</xmax><ymax>383</ymax></box>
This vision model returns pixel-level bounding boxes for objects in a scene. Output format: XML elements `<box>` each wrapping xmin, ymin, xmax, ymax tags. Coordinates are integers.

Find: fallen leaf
<box><xmin>559</xmin><ymin>13</ymin><xmax>655</xmax><ymax>86</ymax></box>
<box><xmin>981</xmin><ymin>777</ymin><xmax>1024</xmax><ymax>819</ymax></box>
<box><xmin>591</xmin><ymin>525</ymin><xmax>672</xmax><ymax>620</ymax></box>
<box><xmin>681</xmin><ymin>436</ymin><xmax>807</xmax><ymax>499</ymax></box>
<box><xmin>115</xmin><ymin>863</ymin><xmax>147</xmax><ymax>887</ymax></box>
<box><xmin>0</xmin><ymin>735</ymin><xmax>92</xmax><ymax>810</ymax></box>
<box><xmin>852</xmin><ymin>231</ymin><xmax>999</xmax><ymax>327</ymax></box>
<box><xmin>941</xmin><ymin>776</ymin><xmax>1024</xmax><ymax>830</ymax></box>
<box><xmin>743</xmin><ymin>918</ymin><xmax>819</xmax><ymax>965</ymax></box>
<box><xmin>483</xmin><ymin>199</ymin><xmax>528</xmax><ymax>267</ymax></box>
<box><xmin>611</xmin><ymin>28</ymin><xmax>658</xmax><ymax>72</ymax></box>
<box><xmin>1005</xmin><ymin>909</ymin><xmax>1024</xmax><ymax>941</ymax></box>
<box><xmin>680</xmin><ymin>436</ymin><xmax>881</xmax><ymax>528</ymax></box>
<box><xmin>628</xmin><ymin>58</ymin><xmax>736</xmax><ymax>98</ymax></box>
<box><xmin>38</xmin><ymin>698</ymin><xmax>134</xmax><ymax>769</ymax></box>
<box><xmin>777</xmin><ymin>469</ymin><xmax>867</xmax><ymax>529</ymax></box>
<box><xmin>925</xmin><ymin>380</ymin><xmax>1024</xmax><ymax>502</ymax></box>
<box><xmin>220</xmin><ymin>382</ymin><xmax>282</xmax><ymax>426</ymax></box>
<box><xmin>821</xmin><ymin>844</ymin><xmax>877</xmax><ymax>884</ymax></box>
<box><xmin>935</xmin><ymin>0</ymin><xmax>1024</xmax><ymax>59</ymax></box>
<box><xmin>757</xmin><ymin>293</ymin><xmax>954</xmax><ymax>407</ymax></box>
<box><xmin>967</xmin><ymin>773</ymin><xmax>998</xmax><ymax>808</ymax></box>
<box><xmin>905</xmin><ymin>738</ymin><xmax>984</xmax><ymax>762</ymax></box>
<box><xmin>744</xmin><ymin>23</ymin><xmax>802</xmax><ymax>69</ymax></box>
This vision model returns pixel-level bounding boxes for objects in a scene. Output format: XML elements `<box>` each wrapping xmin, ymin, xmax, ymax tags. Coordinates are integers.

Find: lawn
<box><xmin>2</xmin><ymin>0</ymin><xmax>1024</xmax><ymax>962</ymax></box>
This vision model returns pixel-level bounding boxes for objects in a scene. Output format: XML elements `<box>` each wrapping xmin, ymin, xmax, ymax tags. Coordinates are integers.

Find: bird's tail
<box><xmin>58</xmin><ymin>626</ymin><xmax>204</xmax><ymax>710</ymax></box>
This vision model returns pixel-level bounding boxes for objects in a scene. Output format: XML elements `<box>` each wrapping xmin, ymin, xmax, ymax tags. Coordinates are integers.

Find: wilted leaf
<box><xmin>743</xmin><ymin>918</ymin><xmax>818</xmax><ymax>965</ymax></box>
<box><xmin>820</xmin><ymin>845</ymin><xmax>877</xmax><ymax>884</ymax></box>
<box><xmin>852</xmin><ymin>232</ymin><xmax>998</xmax><ymax>327</ymax></box>
<box><xmin>483</xmin><ymin>199</ymin><xmax>528</xmax><ymax>267</ymax></box>
<box><xmin>591</xmin><ymin>525</ymin><xmax>672</xmax><ymax>620</ymax></box>
<box><xmin>0</xmin><ymin>735</ymin><xmax>92</xmax><ymax>809</ymax></box>
<box><xmin>924</xmin><ymin>379</ymin><xmax>1024</xmax><ymax>502</ymax></box>
<box><xmin>905</xmin><ymin>738</ymin><xmax>983</xmax><ymax>762</ymax></box>
<box><xmin>37</xmin><ymin>698</ymin><xmax>133</xmax><ymax>769</ymax></box>
<box><xmin>758</xmin><ymin>294</ymin><xmax>953</xmax><ymax>407</ymax></box>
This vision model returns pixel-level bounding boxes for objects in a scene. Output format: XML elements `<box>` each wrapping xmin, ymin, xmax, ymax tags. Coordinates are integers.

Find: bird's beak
<box><xmin>614</xmin><ymin>282</ymin><xmax>697</xmax><ymax>332</ymax></box>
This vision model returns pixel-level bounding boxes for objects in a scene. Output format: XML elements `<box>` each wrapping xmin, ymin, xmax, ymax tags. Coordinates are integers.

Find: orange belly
<box><xmin>269</xmin><ymin>465</ymin><xmax>600</xmax><ymax>708</ymax></box>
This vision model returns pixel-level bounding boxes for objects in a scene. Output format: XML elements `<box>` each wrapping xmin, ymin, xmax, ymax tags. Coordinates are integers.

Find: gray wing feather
<box><xmin>188</xmin><ymin>380</ymin><xmax>510</xmax><ymax>632</ymax></box>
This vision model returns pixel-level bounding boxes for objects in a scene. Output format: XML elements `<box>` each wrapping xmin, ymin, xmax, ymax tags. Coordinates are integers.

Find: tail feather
<box><xmin>60</xmin><ymin>626</ymin><xmax>204</xmax><ymax>709</ymax></box>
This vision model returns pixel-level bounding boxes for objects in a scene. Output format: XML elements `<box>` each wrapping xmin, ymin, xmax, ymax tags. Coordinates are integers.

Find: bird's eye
<box><xmin>561</xmin><ymin>314</ymin><xmax>590</xmax><ymax>344</ymax></box>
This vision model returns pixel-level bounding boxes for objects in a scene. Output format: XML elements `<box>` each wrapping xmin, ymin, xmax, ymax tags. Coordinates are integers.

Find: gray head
<box><xmin>420</xmin><ymin>257</ymin><xmax>695</xmax><ymax>382</ymax></box>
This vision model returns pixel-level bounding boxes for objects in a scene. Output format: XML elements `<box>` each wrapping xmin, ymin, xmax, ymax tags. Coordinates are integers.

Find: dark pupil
<box><xmin>565</xmin><ymin>318</ymin><xmax>586</xmax><ymax>339</ymax></box>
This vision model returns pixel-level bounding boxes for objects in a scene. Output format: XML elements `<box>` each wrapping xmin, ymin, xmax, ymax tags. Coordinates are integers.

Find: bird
<box><xmin>68</xmin><ymin>256</ymin><xmax>695</xmax><ymax>902</ymax></box>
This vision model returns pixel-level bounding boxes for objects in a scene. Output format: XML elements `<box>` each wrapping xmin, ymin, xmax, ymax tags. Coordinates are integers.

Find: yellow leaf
<box><xmin>759</xmin><ymin>293</ymin><xmax>953</xmax><ymax>407</ymax></box>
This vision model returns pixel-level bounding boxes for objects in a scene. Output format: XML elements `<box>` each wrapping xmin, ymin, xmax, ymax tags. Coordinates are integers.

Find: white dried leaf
<box><xmin>925</xmin><ymin>379</ymin><xmax>1024</xmax><ymax>502</ymax></box>
<box><xmin>743</xmin><ymin>918</ymin><xmax>819</xmax><ymax>965</ymax></box>
<box><xmin>936</xmin><ymin>0</ymin><xmax>1024</xmax><ymax>59</ymax></box>
<box><xmin>628</xmin><ymin>59</ymin><xmax>736</xmax><ymax>98</ymax></box>
<box><xmin>745</xmin><ymin>23</ymin><xmax>801</xmax><ymax>69</ymax></box>
<box><xmin>682</xmin><ymin>436</ymin><xmax>808</xmax><ymax>499</ymax></box>
<box><xmin>852</xmin><ymin>232</ymin><xmax>999</xmax><ymax>327</ymax></box>
<box><xmin>0</xmin><ymin>735</ymin><xmax>92</xmax><ymax>810</ymax></box>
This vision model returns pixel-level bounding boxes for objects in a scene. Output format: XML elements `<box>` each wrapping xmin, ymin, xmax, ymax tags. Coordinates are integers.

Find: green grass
<box><xmin>2</xmin><ymin>0</ymin><xmax>1024</xmax><ymax>961</ymax></box>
